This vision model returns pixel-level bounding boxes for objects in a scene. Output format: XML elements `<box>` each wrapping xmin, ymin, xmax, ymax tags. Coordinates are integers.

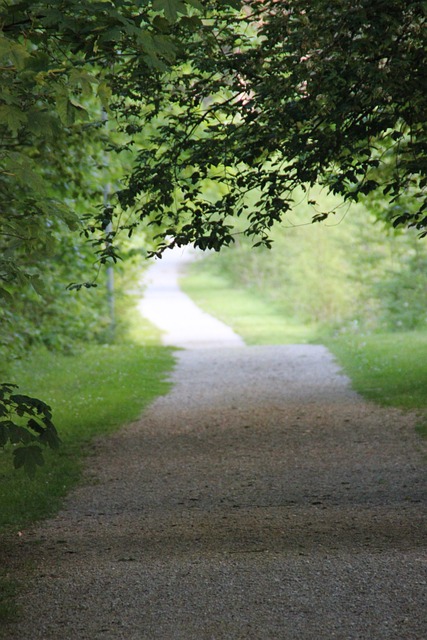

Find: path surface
<box><xmin>137</xmin><ymin>247</ymin><xmax>244</xmax><ymax>349</ymax></box>
<box><xmin>4</xmin><ymin>252</ymin><xmax>426</xmax><ymax>639</ymax></box>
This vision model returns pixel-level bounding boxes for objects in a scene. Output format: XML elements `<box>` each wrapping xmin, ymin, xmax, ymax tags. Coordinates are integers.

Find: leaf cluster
<box><xmin>0</xmin><ymin>383</ymin><xmax>60</xmax><ymax>477</ymax></box>
<box><xmin>2</xmin><ymin>1</ymin><xmax>426</xmax><ymax>264</ymax></box>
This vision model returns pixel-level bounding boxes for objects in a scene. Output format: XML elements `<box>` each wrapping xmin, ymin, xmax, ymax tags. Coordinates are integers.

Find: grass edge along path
<box><xmin>181</xmin><ymin>265</ymin><xmax>318</xmax><ymax>345</ymax></box>
<box><xmin>322</xmin><ymin>331</ymin><xmax>427</xmax><ymax>436</ymax></box>
<box><xmin>0</xmin><ymin>329</ymin><xmax>174</xmax><ymax>625</ymax></box>
<box><xmin>181</xmin><ymin>260</ymin><xmax>427</xmax><ymax>431</ymax></box>
<box><xmin>0</xmin><ymin>342</ymin><xmax>174</xmax><ymax>530</ymax></box>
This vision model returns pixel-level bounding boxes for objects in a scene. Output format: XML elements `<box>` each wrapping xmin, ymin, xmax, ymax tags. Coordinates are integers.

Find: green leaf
<box><xmin>0</xmin><ymin>287</ymin><xmax>13</xmax><ymax>302</ymax></box>
<box><xmin>39</xmin><ymin>424</ymin><xmax>61</xmax><ymax>450</ymax></box>
<box><xmin>218</xmin><ymin>0</ymin><xmax>242</xmax><ymax>8</ymax></box>
<box><xmin>185</xmin><ymin>0</ymin><xmax>203</xmax><ymax>9</ymax></box>
<box><xmin>4</xmin><ymin>152</ymin><xmax>47</xmax><ymax>194</ymax></box>
<box><xmin>27</xmin><ymin>418</ymin><xmax>44</xmax><ymax>435</ymax></box>
<box><xmin>97</xmin><ymin>81</ymin><xmax>112</xmax><ymax>110</ymax></box>
<box><xmin>143</xmin><ymin>53</ymin><xmax>168</xmax><ymax>71</ymax></box>
<box><xmin>26</xmin><ymin>110</ymin><xmax>60</xmax><ymax>139</ymax></box>
<box><xmin>97</xmin><ymin>27</ymin><xmax>124</xmax><ymax>43</ymax></box>
<box><xmin>69</xmin><ymin>97</ymin><xmax>89</xmax><ymax>120</ymax></box>
<box><xmin>153</xmin><ymin>35</ymin><xmax>177</xmax><ymax>62</ymax></box>
<box><xmin>135</xmin><ymin>30</ymin><xmax>156</xmax><ymax>55</ymax></box>
<box><xmin>48</xmin><ymin>200</ymin><xmax>80</xmax><ymax>230</ymax></box>
<box><xmin>153</xmin><ymin>0</ymin><xmax>187</xmax><ymax>23</ymax></box>
<box><xmin>8</xmin><ymin>425</ymin><xmax>34</xmax><ymax>445</ymax></box>
<box><xmin>0</xmin><ymin>421</ymin><xmax>12</xmax><ymax>446</ymax></box>
<box><xmin>0</xmin><ymin>34</ymin><xmax>30</xmax><ymax>69</ymax></box>
<box><xmin>13</xmin><ymin>445</ymin><xmax>45</xmax><ymax>478</ymax></box>
<box><xmin>55</xmin><ymin>91</ymin><xmax>76</xmax><ymax>126</ymax></box>
<box><xmin>0</xmin><ymin>105</ymin><xmax>27</xmax><ymax>135</ymax></box>
<box><xmin>55</xmin><ymin>91</ymin><xmax>88</xmax><ymax>125</ymax></box>
<box><xmin>29</xmin><ymin>275</ymin><xmax>45</xmax><ymax>296</ymax></box>
<box><xmin>68</xmin><ymin>69</ymin><xmax>96</xmax><ymax>98</ymax></box>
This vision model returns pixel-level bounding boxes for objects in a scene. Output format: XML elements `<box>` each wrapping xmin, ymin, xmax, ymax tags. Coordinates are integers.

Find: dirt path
<box><xmin>3</xmin><ymin>255</ymin><xmax>426</xmax><ymax>639</ymax></box>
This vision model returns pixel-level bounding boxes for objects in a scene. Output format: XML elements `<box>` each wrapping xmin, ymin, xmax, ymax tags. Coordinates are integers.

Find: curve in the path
<box><xmin>137</xmin><ymin>247</ymin><xmax>245</xmax><ymax>349</ymax></box>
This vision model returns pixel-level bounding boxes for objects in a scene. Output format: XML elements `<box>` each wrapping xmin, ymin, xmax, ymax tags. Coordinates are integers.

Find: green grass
<box><xmin>181</xmin><ymin>264</ymin><xmax>317</xmax><ymax>345</ymax></box>
<box><xmin>324</xmin><ymin>331</ymin><xmax>427</xmax><ymax>439</ymax></box>
<box><xmin>0</xmin><ymin>331</ymin><xmax>173</xmax><ymax>530</ymax></box>
<box><xmin>182</xmin><ymin>260</ymin><xmax>427</xmax><ymax>430</ymax></box>
<box><xmin>0</xmin><ymin>576</ymin><xmax>19</xmax><ymax>623</ymax></box>
<box><xmin>324</xmin><ymin>331</ymin><xmax>427</xmax><ymax>414</ymax></box>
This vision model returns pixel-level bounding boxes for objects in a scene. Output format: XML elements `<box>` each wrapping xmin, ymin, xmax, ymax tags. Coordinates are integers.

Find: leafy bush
<box><xmin>0</xmin><ymin>383</ymin><xmax>60</xmax><ymax>478</ymax></box>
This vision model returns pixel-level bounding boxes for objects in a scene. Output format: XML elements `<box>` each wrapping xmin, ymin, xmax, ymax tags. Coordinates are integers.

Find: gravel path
<box><xmin>137</xmin><ymin>247</ymin><xmax>245</xmax><ymax>349</ymax></box>
<box><xmin>3</xmin><ymin>254</ymin><xmax>426</xmax><ymax>639</ymax></box>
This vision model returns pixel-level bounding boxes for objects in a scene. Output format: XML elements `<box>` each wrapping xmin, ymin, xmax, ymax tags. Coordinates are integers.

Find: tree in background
<box><xmin>0</xmin><ymin>0</ymin><xmax>194</xmax><ymax>470</ymax></box>
<box><xmin>202</xmin><ymin>190</ymin><xmax>427</xmax><ymax>333</ymax></box>
<box><xmin>0</xmin><ymin>0</ymin><xmax>214</xmax><ymax>472</ymax></box>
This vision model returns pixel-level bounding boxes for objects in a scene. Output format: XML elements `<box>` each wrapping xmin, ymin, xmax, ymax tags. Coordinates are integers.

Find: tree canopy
<box><xmin>107</xmin><ymin>0</ymin><xmax>426</xmax><ymax>254</ymax></box>
<box><xmin>1</xmin><ymin>0</ymin><xmax>426</xmax><ymax>262</ymax></box>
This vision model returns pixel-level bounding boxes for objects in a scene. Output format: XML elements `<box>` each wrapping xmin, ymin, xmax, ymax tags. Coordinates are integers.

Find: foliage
<box><xmin>2</xmin><ymin>0</ymin><xmax>426</xmax><ymax>292</ymax></box>
<box><xmin>0</xmin><ymin>0</ymin><xmax>205</xmax><ymax>297</ymax></box>
<box><xmin>183</xmin><ymin>187</ymin><xmax>427</xmax><ymax>333</ymax></box>
<box><xmin>182</xmin><ymin>258</ymin><xmax>316</xmax><ymax>344</ymax></box>
<box><xmin>0</xmin><ymin>0</ymin><xmax>207</xmax><ymax>273</ymax></box>
<box><xmin>0</xmin><ymin>0</ymin><xmax>204</xmax><ymax>471</ymax></box>
<box><xmin>0</xmin><ymin>241</ymin><xmax>162</xmax><ymax>475</ymax></box>
<box><xmin>0</xmin><ymin>236</ymin><xmax>111</xmax><ymax>360</ymax></box>
<box><xmin>373</xmin><ymin>244</ymin><xmax>427</xmax><ymax>330</ymax></box>
<box><xmin>2</xmin><ymin>0</ymin><xmax>426</xmax><ymax>268</ymax></box>
<box><xmin>104</xmin><ymin>0</ymin><xmax>427</xmax><ymax>255</ymax></box>
<box><xmin>0</xmin><ymin>383</ymin><xmax>60</xmax><ymax>478</ymax></box>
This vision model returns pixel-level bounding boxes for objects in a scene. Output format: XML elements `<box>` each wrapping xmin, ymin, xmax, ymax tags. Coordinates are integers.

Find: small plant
<box><xmin>0</xmin><ymin>383</ymin><xmax>60</xmax><ymax>478</ymax></box>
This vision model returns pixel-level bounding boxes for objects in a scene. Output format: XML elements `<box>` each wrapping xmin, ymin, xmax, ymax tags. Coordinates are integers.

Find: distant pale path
<box><xmin>137</xmin><ymin>247</ymin><xmax>244</xmax><ymax>349</ymax></box>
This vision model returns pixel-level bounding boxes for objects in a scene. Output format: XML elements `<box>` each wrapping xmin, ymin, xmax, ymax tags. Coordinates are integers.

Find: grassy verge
<box><xmin>181</xmin><ymin>259</ymin><xmax>427</xmax><ymax>429</ymax></box>
<box><xmin>181</xmin><ymin>262</ymin><xmax>317</xmax><ymax>344</ymax></box>
<box><xmin>1</xmin><ymin>337</ymin><xmax>173</xmax><ymax>529</ymax></box>
<box><xmin>323</xmin><ymin>331</ymin><xmax>427</xmax><ymax>429</ymax></box>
